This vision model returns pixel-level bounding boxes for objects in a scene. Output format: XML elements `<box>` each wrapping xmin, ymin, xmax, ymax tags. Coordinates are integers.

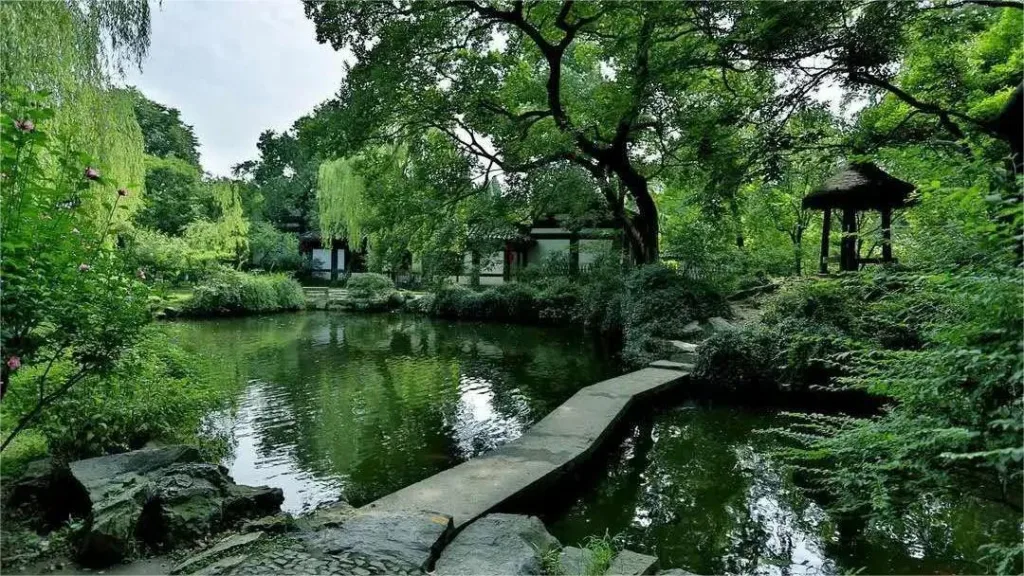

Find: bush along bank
<box><xmin>305</xmin><ymin>273</ymin><xmax>408</xmax><ymax>312</ymax></box>
<box><xmin>691</xmin><ymin>270</ymin><xmax>1023</xmax><ymax>573</ymax></box>
<box><xmin>179</xmin><ymin>268</ymin><xmax>305</xmax><ymax>317</ymax></box>
<box><xmin>423</xmin><ymin>262</ymin><xmax>731</xmax><ymax>368</ymax></box>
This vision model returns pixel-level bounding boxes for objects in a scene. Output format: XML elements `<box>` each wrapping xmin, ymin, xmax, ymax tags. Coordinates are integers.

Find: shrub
<box><xmin>480</xmin><ymin>282</ymin><xmax>538</xmax><ymax>321</ymax></box>
<box><xmin>0</xmin><ymin>330</ymin><xmax>227</xmax><ymax>462</ymax></box>
<box><xmin>431</xmin><ymin>284</ymin><xmax>477</xmax><ymax>318</ymax></box>
<box><xmin>1</xmin><ymin>88</ymin><xmax>152</xmax><ymax>454</ymax></box>
<box><xmin>534</xmin><ymin>278</ymin><xmax>582</xmax><ymax>322</ymax></box>
<box><xmin>346</xmin><ymin>273</ymin><xmax>396</xmax><ymax>301</ymax></box>
<box><xmin>692</xmin><ymin>327</ymin><xmax>778</xmax><ymax>395</ymax></box>
<box><xmin>185</xmin><ymin>268</ymin><xmax>303</xmax><ymax>316</ymax></box>
<box><xmin>426</xmin><ymin>261</ymin><xmax>730</xmax><ymax>367</ymax></box>
<box><xmin>620</xmin><ymin>263</ymin><xmax>730</xmax><ymax>366</ymax></box>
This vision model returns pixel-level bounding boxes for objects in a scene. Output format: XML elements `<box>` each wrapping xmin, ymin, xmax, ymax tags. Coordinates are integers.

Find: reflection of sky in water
<box><xmin>729</xmin><ymin>448</ymin><xmax>833</xmax><ymax>576</ymax></box>
<box><xmin>546</xmin><ymin>404</ymin><xmax>1008</xmax><ymax>576</ymax></box>
<box><xmin>219</xmin><ymin>380</ymin><xmax>345</xmax><ymax>513</ymax></box>
<box><xmin>172</xmin><ymin>313</ymin><xmax>617</xmax><ymax>515</ymax></box>
<box><xmin>449</xmin><ymin>375</ymin><xmax>529</xmax><ymax>458</ymax></box>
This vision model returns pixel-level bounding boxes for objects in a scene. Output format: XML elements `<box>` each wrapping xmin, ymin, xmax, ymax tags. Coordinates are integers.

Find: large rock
<box><xmin>4</xmin><ymin>459</ymin><xmax>90</xmax><ymax>531</ymax></box>
<box><xmin>705</xmin><ymin>317</ymin><xmax>735</xmax><ymax>334</ymax></box>
<box><xmin>434</xmin><ymin>513</ymin><xmax>559</xmax><ymax>576</ymax></box>
<box><xmin>559</xmin><ymin>546</ymin><xmax>599</xmax><ymax>575</ymax></box>
<box><xmin>607</xmin><ymin>550</ymin><xmax>658</xmax><ymax>575</ymax></box>
<box><xmin>171</xmin><ymin>531</ymin><xmax>266</xmax><ymax>574</ymax></box>
<box><xmin>66</xmin><ymin>446</ymin><xmax>283</xmax><ymax>567</ymax></box>
<box><xmin>305</xmin><ymin>509</ymin><xmax>453</xmax><ymax>571</ymax></box>
<box><xmin>667</xmin><ymin>341</ymin><xmax>698</xmax><ymax>364</ymax></box>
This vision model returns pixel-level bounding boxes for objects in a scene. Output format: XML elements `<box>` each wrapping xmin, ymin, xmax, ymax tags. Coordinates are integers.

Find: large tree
<box><xmin>128</xmin><ymin>88</ymin><xmax>201</xmax><ymax>166</ymax></box>
<box><xmin>303</xmin><ymin>1</ymin><xmax>1020</xmax><ymax>264</ymax></box>
<box><xmin>303</xmin><ymin>1</ymin><xmax>779</xmax><ymax>263</ymax></box>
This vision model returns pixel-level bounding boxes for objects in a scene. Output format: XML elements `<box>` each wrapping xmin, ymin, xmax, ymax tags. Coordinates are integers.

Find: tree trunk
<box><xmin>794</xmin><ymin>224</ymin><xmax>804</xmax><ymax>276</ymax></box>
<box><xmin>614</xmin><ymin>163</ymin><xmax>659</xmax><ymax>264</ymax></box>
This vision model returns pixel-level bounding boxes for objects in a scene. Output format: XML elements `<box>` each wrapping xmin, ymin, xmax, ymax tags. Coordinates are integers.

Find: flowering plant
<box><xmin>1</xmin><ymin>88</ymin><xmax>150</xmax><ymax>451</ymax></box>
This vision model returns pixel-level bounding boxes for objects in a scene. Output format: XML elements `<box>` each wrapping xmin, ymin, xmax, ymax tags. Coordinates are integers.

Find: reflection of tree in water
<box><xmin>165</xmin><ymin>313</ymin><xmax>617</xmax><ymax>508</ymax></box>
<box><xmin>549</xmin><ymin>405</ymin><xmax>1004</xmax><ymax>575</ymax></box>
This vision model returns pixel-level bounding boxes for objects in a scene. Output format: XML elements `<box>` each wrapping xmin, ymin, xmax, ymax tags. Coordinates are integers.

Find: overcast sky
<box><xmin>123</xmin><ymin>0</ymin><xmax>351</xmax><ymax>176</ymax></box>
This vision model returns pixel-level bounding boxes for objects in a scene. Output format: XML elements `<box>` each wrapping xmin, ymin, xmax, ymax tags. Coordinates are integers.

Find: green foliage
<box><xmin>248</xmin><ymin>221</ymin><xmax>301</xmax><ymax>272</ymax></box>
<box><xmin>428</xmin><ymin>261</ymin><xmax>727</xmax><ymax>368</ymax></box>
<box><xmin>182</xmin><ymin>180</ymin><xmax>250</xmax><ymax>268</ymax></box>
<box><xmin>345</xmin><ymin>273</ymin><xmax>396</xmax><ymax>301</ymax></box>
<box><xmin>317</xmin><ymin>156</ymin><xmax>367</xmax><ymax>246</ymax></box>
<box><xmin>185</xmin><ymin>268</ymin><xmax>303</xmax><ymax>316</ymax></box>
<box><xmin>619</xmin><ymin>264</ymin><xmax>730</xmax><ymax>367</ymax></box>
<box><xmin>0</xmin><ymin>2</ymin><xmax>150</xmax><ymax>229</ymax></box>
<box><xmin>693</xmin><ymin>329</ymin><xmax>778</xmax><ymax>396</ymax></box>
<box><xmin>233</xmin><ymin>128</ymin><xmax>318</xmax><ymax>231</ymax></box>
<box><xmin>124</xmin><ymin>227</ymin><xmax>220</xmax><ymax>284</ymax></box>
<box><xmin>134</xmin><ymin>154</ymin><xmax>212</xmax><ymax>235</ymax></box>
<box><xmin>1</xmin><ymin>329</ymin><xmax>222</xmax><ymax>460</ymax></box>
<box><xmin>711</xmin><ymin>267</ymin><xmax>1023</xmax><ymax>573</ymax></box>
<box><xmin>430</xmin><ymin>283</ymin><xmax>540</xmax><ymax>322</ymax></box>
<box><xmin>541</xmin><ymin>533</ymin><xmax>617</xmax><ymax>576</ymax></box>
<box><xmin>127</xmin><ymin>87</ymin><xmax>200</xmax><ymax>166</ymax></box>
<box><xmin>1</xmin><ymin>88</ymin><xmax>151</xmax><ymax>452</ymax></box>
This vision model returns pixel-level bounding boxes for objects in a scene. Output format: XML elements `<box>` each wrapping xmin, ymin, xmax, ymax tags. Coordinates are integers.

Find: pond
<box><xmin>545</xmin><ymin>403</ymin><xmax>1018</xmax><ymax>576</ymax></box>
<box><xmin>162</xmin><ymin>312</ymin><xmax>619</xmax><ymax>513</ymax></box>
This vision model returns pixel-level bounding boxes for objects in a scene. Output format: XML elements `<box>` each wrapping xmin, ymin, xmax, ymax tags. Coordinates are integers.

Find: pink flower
<box><xmin>6</xmin><ymin>356</ymin><xmax>21</xmax><ymax>371</ymax></box>
<box><xmin>14</xmin><ymin>119</ymin><xmax>34</xmax><ymax>132</ymax></box>
<box><xmin>84</xmin><ymin>167</ymin><xmax>100</xmax><ymax>181</ymax></box>
<box><xmin>78</xmin><ymin>263</ymin><xmax>91</xmax><ymax>272</ymax></box>
<box><xmin>117</xmin><ymin>188</ymin><xmax>128</xmax><ymax>197</ymax></box>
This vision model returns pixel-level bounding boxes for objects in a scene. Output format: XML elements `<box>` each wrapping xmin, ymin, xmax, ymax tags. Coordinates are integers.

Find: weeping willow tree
<box><xmin>317</xmin><ymin>156</ymin><xmax>368</xmax><ymax>246</ymax></box>
<box><xmin>185</xmin><ymin>181</ymin><xmax>251</xmax><ymax>268</ymax></box>
<box><xmin>0</xmin><ymin>0</ymin><xmax>149</xmax><ymax>229</ymax></box>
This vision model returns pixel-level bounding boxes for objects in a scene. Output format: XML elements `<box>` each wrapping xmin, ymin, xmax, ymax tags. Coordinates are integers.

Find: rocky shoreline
<box><xmin>4</xmin><ymin>444</ymin><xmax>695</xmax><ymax>576</ymax></box>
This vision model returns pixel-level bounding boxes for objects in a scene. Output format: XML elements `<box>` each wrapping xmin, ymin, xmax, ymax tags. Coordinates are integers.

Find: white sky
<box><xmin>122</xmin><ymin>0</ymin><xmax>352</xmax><ymax>176</ymax></box>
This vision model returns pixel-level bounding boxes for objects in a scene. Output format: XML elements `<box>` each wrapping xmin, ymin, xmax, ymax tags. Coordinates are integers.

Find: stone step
<box><xmin>648</xmin><ymin>360</ymin><xmax>694</xmax><ymax>372</ymax></box>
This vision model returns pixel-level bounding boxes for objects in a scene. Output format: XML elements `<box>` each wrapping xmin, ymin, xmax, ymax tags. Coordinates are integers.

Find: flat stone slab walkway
<box><xmin>363</xmin><ymin>366</ymin><xmax>688</xmax><ymax>528</ymax></box>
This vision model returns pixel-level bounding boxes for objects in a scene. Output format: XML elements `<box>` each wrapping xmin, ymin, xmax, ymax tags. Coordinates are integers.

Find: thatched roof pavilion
<box><xmin>803</xmin><ymin>162</ymin><xmax>916</xmax><ymax>273</ymax></box>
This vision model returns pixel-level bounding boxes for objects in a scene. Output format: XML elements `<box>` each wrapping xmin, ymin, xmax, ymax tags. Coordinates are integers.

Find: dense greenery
<box><xmin>1</xmin><ymin>88</ymin><xmax>151</xmax><ymax>454</ymax></box>
<box><xmin>0</xmin><ymin>0</ymin><xmax>301</xmax><ymax>468</ymax></box>
<box><xmin>429</xmin><ymin>261</ymin><xmax>728</xmax><ymax>367</ymax></box>
<box><xmin>1</xmin><ymin>0</ymin><xmax>1021</xmax><ymax>572</ymax></box>
<box><xmin>184</xmin><ymin>268</ymin><xmax>305</xmax><ymax>316</ymax></box>
<box><xmin>345</xmin><ymin>272</ymin><xmax>396</xmax><ymax>301</ymax></box>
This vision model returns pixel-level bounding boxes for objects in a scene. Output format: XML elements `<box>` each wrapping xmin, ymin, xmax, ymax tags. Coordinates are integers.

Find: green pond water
<box><xmin>165</xmin><ymin>313</ymin><xmax>1014</xmax><ymax>575</ymax></box>
<box><xmin>546</xmin><ymin>403</ymin><xmax>1017</xmax><ymax>576</ymax></box>
<box><xmin>163</xmin><ymin>312</ymin><xmax>619</xmax><ymax>511</ymax></box>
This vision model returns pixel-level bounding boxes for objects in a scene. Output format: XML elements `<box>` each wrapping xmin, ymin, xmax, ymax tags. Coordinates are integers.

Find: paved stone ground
<box><xmin>209</xmin><ymin>539</ymin><xmax>421</xmax><ymax>576</ymax></box>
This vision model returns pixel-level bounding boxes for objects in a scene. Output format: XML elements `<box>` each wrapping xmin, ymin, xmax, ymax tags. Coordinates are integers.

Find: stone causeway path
<box><xmin>363</xmin><ymin>365</ymin><xmax>690</xmax><ymax>529</ymax></box>
<box><xmin>73</xmin><ymin>357</ymin><xmax>700</xmax><ymax>576</ymax></box>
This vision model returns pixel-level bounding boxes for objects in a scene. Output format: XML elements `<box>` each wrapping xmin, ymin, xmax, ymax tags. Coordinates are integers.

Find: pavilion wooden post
<box><xmin>819</xmin><ymin>209</ymin><xmax>832</xmax><ymax>274</ymax></box>
<box><xmin>880</xmin><ymin>206</ymin><xmax>893</xmax><ymax>263</ymax></box>
<box><xmin>840</xmin><ymin>208</ymin><xmax>858</xmax><ymax>271</ymax></box>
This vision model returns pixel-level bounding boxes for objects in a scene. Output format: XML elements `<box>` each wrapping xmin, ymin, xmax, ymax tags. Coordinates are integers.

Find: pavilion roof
<box><xmin>802</xmin><ymin>162</ymin><xmax>916</xmax><ymax>211</ymax></box>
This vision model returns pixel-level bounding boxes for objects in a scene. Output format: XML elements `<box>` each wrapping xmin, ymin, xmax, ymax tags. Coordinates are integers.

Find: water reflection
<box><xmin>162</xmin><ymin>313</ymin><xmax>617</xmax><ymax>513</ymax></box>
<box><xmin>547</xmin><ymin>403</ymin><xmax>1015</xmax><ymax>575</ymax></box>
